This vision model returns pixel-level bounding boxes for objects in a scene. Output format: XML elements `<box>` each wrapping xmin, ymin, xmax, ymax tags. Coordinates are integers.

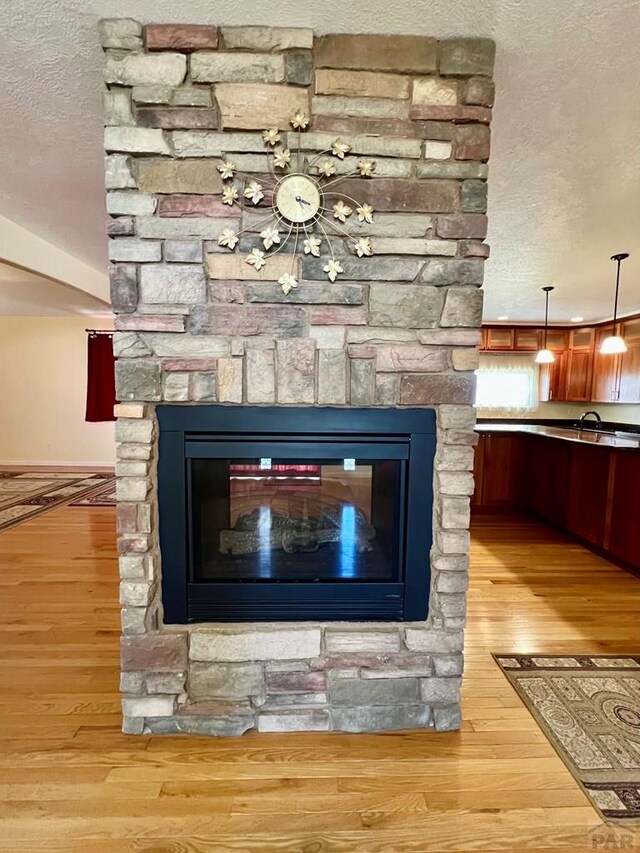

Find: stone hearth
<box><xmin>103</xmin><ymin>19</ymin><xmax>494</xmax><ymax>735</ymax></box>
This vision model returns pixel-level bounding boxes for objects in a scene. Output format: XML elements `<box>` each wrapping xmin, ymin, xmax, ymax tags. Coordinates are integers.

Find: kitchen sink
<box><xmin>567</xmin><ymin>425</ymin><xmax>618</xmax><ymax>437</ymax></box>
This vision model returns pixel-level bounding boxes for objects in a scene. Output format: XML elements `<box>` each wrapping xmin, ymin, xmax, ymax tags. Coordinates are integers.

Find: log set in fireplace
<box><xmin>158</xmin><ymin>407</ymin><xmax>435</xmax><ymax>623</ymax></box>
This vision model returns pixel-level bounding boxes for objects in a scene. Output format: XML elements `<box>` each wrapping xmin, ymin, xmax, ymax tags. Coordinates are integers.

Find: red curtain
<box><xmin>85</xmin><ymin>332</ymin><xmax>116</xmax><ymax>422</ymax></box>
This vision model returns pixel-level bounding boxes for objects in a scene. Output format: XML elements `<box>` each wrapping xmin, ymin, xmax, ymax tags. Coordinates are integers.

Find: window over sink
<box><xmin>475</xmin><ymin>354</ymin><xmax>539</xmax><ymax>412</ymax></box>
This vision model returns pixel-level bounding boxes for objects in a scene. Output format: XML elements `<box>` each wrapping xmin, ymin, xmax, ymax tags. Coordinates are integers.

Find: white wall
<box><xmin>477</xmin><ymin>400</ymin><xmax>640</xmax><ymax>424</ymax></box>
<box><xmin>0</xmin><ymin>316</ymin><xmax>116</xmax><ymax>465</ymax></box>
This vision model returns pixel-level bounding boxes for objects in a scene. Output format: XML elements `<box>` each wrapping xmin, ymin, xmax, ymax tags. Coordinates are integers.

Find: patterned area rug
<box><xmin>0</xmin><ymin>471</ymin><xmax>115</xmax><ymax>532</ymax></box>
<box><xmin>69</xmin><ymin>481</ymin><xmax>116</xmax><ymax>507</ymax></box>
<box><xmin>495</xmin><ymin>653</ymin><xmax>640</xmax><ymax>824</ymax></box>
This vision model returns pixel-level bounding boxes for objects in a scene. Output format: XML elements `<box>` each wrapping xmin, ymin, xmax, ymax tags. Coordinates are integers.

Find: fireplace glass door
<box><xmin>189</xmin><ymin>443</ymin><xmax>405</xmax><ymax>585</ymax></box>
<box><xmin>157</xmin><ymin>406</ymin><xmax>436</xmax><ymax>623</ymax></box>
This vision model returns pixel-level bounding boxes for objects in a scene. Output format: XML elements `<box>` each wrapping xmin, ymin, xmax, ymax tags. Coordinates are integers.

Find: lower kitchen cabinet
<box><xmin>565</xmin><ymin>444</ymin><xmax>611</xmax><ymax>546</ymax></box>
<box><xmin>606</xmin><ymin>452</ymin><xmax>640</xmax><ymax>566</ymax></box>
<box><xmin>473</xmin><ymin>430</ymin><xmax>640</xmax><ymax>571</ymax></box>
<box><xmin>473</xmin><ymin>433</ymin><xmax>525</xmax><ymax>509</ymax></box>
<box><xmin>523</xmin><ymin>435</ymin><xmax>570</xmax><ymax>527</ymax></box>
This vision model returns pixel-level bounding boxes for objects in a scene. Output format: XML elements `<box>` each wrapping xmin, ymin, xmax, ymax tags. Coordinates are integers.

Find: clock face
<box><xmin>275</xmin><ymin>174</ymin><xmax>322</xmax><ymax>224</ymax></box>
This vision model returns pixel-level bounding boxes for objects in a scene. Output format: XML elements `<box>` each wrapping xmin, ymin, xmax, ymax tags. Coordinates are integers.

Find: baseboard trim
<box><xmin>0</xmin><ymin>461</ymin><xmax>115</xmax><ymax>471</ymax></box>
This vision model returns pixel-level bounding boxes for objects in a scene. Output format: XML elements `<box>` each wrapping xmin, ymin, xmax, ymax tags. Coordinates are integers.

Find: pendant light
<box><xmin>600</xmin><ymin>253</ymin><xmax>629</xmax><ymax>354</ymax></box>
<box><xmin>535</xmin><ymin>286</ymin><xmax>555</xmax><ymax>364</ymax></box>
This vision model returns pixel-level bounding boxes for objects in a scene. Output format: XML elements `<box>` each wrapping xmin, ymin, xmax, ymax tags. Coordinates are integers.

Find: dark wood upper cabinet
<box><xmin>617</xmin><ymin>318</ymin><xmax>640</xmax><ymax>404</ymax></box>
<box><xmin>569</xmin><ymin>327</ymin><xmax>595</xmax><ymax>350</ymax></box>
<box><xmin>539</xmin><ymin>352</ymin><xmax>567</xmax><ymax>402</ymax></box>
<box><xmin>564</xmin><ymin>328</ymin><xmax>595</xmax><ymax>401</ymax></box>
<box><xmin>480</xmin><ymin>315</ymin><xmax>640</xmax><ymax>404</ymax></box>
<box><xmin>484</xmin><ymin>327</ymin><xmax>515</xmax><ymax>351</ymax></box>
<box><xmin>514</xmin><ymin>328</ymin><xmax>541</xmax><ymax>351</ymax></box>
<box><xmin>592</xmin><ymin>325</ymin><xmax>620</xmax><ymax>403</ymax></box>
<box><xmin>622</xmin><ymin>316</ymin><xmax>640</xmax><ymax>345</ymax></box>
<box><xmin>618</xmin><ymin>346</ymin><xmax>640</xmax><ymax>404</ymax></box>
<box><xmin>545</xmin><ymin>329</ymin><xmax>569</xmax><ymax>351</ymax></box>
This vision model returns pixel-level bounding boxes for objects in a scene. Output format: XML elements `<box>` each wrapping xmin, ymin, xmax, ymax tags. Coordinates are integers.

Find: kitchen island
<box><xmin>473</xmin><ymin>422</ymin><xmax>640</xmax><ymax>573</ymax></box>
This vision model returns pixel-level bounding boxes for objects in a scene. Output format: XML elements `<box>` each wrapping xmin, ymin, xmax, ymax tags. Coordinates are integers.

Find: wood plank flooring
<box><xmin>0</xmin><ymin>504</ymin><xmax>639</xmax><ymax>851</ymax></box>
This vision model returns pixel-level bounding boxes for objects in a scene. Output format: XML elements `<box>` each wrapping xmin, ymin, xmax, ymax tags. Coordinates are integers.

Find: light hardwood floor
<box><xmin>0</xmin><ymin>504</ymin><xmax>639</xmax><ymax>851</ymax></box>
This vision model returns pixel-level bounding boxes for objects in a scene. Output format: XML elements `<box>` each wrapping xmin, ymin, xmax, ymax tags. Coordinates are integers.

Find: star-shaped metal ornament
<box><xmin>273</xmin><ymin>148</ymin><xmax>291</xmax><ymax>170</ymax></box>
<box><xmin>324</xmin><ymin>259</ymin><xmax>344</xmax><ymax>282</ymax></box>
<box><xmin>262</xmin><ymin>128</ymin><xmax>281</xmax><ymax>146</ymax></box>
<box><xmin>244</xmin><ymin>181</ymin><xmax>264</xmax><ymax>205</ymax></box>
<box><xmin>278</xmin><ymin>273</ymin><xmax>298</xmax><ymax>295</ymax></box>
<box><xmin>217</xmin><ymin>160</ymin><xmax>236</xmax><ymax>180</ymax></box>
<box><xmin>331</xmin><ymin>138</ymin><xmax>351</xmax><ymax>159</ymax></box>
<box><xmin>356</xmin><ymin>203</ymin><xmax>374</xmax><ymax>224</ymax></box>
<box><xmin>303</xmin><ymin>236</ymin><xmax>321</xmax><ymax>257</ymax></box>
<box><xmin>318</xmin><ymin>159</ymin><xmax>336</xmax><ymax>178</ymax></box>
<box><xmin>354</xmin><ymin>237</ymin><xmax>373</xmax><ymax>258</ymax></box>
<box><xmin>246</xmin><ymin>248</ymin><xmax>267</xmax><ymax>271</ymax></box>
<box><xmin>222</xmin><ymin>185</ymin><xmax>239</xmax><ymax>206</ymax></box>
<box><xmin>333</xmin><ymin>201</ymin><xmax>353</xmax><ymax>223</ymax></box>
<box><xmin>357</xmin><ymin>159</ymin><xmax>375</xmax><ymax>177</ymax></box>
<box><xmin>291</xmin><ymin>110</ymin><xmax>309</xmax><ymax>130</ymax></box>
<box><xmin>218</xmin><ymin>228</ymin><xmax>238</xmax><ymax>250</ymax></box>
<box><xmin>260</xmin><ymin>226</ymin><xmax>280</xmax><ymax>250</ymax></box>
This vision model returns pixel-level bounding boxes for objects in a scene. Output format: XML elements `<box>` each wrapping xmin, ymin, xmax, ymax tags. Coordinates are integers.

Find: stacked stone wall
<box><xmin>102</xmin><ymin>20</ymin><xmax>494</xmax><ymax>734</ymax></box>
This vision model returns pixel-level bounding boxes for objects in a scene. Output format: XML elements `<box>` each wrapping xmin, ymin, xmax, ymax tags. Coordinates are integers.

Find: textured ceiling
<box><xmin>0</xmin><ymin>262</ymin><xmax>109</xmax><ymax>316</ymax></box>
<box><xmin>0</xmin><ymin>0</ymin><xmax>639</xmax><ymax>322</ymax></box>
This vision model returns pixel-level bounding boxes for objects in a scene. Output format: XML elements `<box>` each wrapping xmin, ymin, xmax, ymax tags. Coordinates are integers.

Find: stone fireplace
<box><xmin>102</xmin><ymin>19</ymin><xmax>494</xmax><ymax>735</ymax></box>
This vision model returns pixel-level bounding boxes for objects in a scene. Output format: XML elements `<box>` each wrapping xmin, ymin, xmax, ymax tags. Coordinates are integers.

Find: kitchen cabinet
<box><xmin>618</xmin><ymin>318</ymin><xmax>640</xmax><ymax>404</ymax></box>
<box><xmin>592</xmin><ymin>325</ymin><xmax>620</xmax><ymax>403</ymax></box>
<box><xmin>545</xmin><ymin>329</ymin><xmax>570</xmax><ymax>351</ymax></box>
<box><xmin>472</xmin><ymin>430</ymin><xmax>640</xmax><ymax>571</ymax></box>
<box><xmin>564</xmin><ymin>328</ymin><xmax>594</xmax><ymax>401</ymax></box>
<box><xmin>484</xmin><ymin>327</ymin><xmax>515</xmax><ymax>351</ymax></box>
<box><xmin>514</xmin><ymin>328</ymin><xmax>541</xmax><ymax>351</ymax></box>
<box><xmin>473</xmin><ymin>428</ymin><xmax>640</xmax><ymax>572</ymax></box>
<box><xmin>606</xmin><ymin>452</ymin><xmax>640</xmax><ymax>566</ymax></box>
<box><xmin>539</xmin><ymin>352</ymin><xmax>567</xmax><ymax>402</ymax></box>
<box><xmin>523</xmin><ymin>435</ymin><xmax>570</xmax><ymax>526</ymax></box>
<box><xmin>472</xmin><ymin>433</ymin><xmax>525</xmax><ymax>508</ymax></box>
<box><xmin>565</xmin><ymin>443</ymin><xmax>611</xmax><ymax>546</ymax></box>
<box><xmin>480</xmin><ymin>315</ymin><xmax>640</xmax><ymax>404</ymax></box>
<box><xmin>617</xmin><ymin>346</ymin><xmax>640</xmax><ymax>403</ymax></box>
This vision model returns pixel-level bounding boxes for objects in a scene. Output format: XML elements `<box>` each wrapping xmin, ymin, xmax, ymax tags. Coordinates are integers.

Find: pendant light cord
<box><xmin>541</xmin><ymin>286</ymin><xmax>553</xmax><ymax>349</ymax></box>
<box><xmin>544</xmin><ymin>290</ymin><xmax>549</xmax><ymax>348</ymax></box>
<box><xmin>613</xmin><ymin>258</ymin><xmax>621</xmax><ymax>336</ymax></box>
<box><xmin>609</xmin><ymin>253</ymin><xmax>629</xmax><ymax>337</ymax></box>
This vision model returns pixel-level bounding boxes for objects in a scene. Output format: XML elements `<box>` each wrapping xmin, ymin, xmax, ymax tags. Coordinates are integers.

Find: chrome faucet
<box><xmin>579</xmin><ymin>411</ymin><xmax>602</xmax><ymax>430</ymax></box>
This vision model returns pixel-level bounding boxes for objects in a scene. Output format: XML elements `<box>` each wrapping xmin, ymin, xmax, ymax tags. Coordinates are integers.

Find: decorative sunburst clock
<box><xmin>216</xmin><ymin>110</ymin><xmax>376</xmax><ymax>295</ymax></box>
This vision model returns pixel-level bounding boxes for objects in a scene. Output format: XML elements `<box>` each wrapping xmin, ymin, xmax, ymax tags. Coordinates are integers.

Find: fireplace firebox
<box><xmin>158</xmin><ymin>407</ymin><xmax>436</xmax><ymax>623</ymax></box>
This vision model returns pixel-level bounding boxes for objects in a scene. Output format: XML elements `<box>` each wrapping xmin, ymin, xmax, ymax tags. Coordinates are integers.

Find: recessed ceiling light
<box><xmin>497</xmin><ymin>315</ymin><xmax>509</xmax><ymax>320</ymax></box>
<box><xmin>571</xmin><ymin>316</ymin><xmax>584</xmax><ymax>322</ymax></box>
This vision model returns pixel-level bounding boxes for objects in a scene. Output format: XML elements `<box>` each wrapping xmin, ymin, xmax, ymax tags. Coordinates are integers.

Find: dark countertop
<box><xmin>475</xmin><ymin>422</ymin><xmax>640</xmax><ymax>450</ymax></box>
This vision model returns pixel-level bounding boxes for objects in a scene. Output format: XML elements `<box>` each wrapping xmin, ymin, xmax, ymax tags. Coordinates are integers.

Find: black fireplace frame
<box><xmin>157</xmin><ymin>406</ymin><xmax>436</xmax><ymax>623</ymax></box>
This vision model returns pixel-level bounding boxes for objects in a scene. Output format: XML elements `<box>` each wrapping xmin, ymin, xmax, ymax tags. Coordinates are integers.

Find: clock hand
<box><xmin>294</xmin><ymin>195</ymin><xmax>311</xmax><ymax>207</ymax></box>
